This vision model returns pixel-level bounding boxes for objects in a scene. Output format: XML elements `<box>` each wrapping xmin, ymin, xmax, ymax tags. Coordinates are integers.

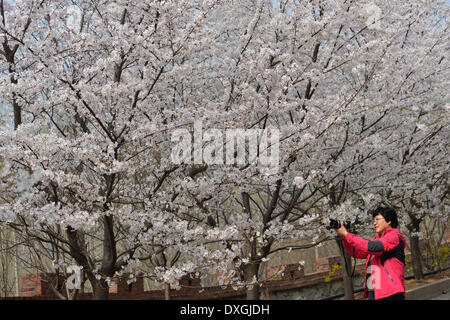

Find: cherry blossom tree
<box><xmin>172</xmin><ymin>0</ymin><xmax>449</xmax><ymax>299</ymax></box>
<box><xmin>0</xmin><ymin>0</ymin><xmax>238</xmax><ymax>299</ymax></box>
<box><xmin>0</xmin><ymin>0</ymin><xmax>448</xmax><ymax>301</ymax></box>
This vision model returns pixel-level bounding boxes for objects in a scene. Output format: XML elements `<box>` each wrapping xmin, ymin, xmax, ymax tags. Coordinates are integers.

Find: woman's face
<box><xmin>373</xmin><ymin>214</ymin><xmax>392</xmax><ymax>235</ymax></box>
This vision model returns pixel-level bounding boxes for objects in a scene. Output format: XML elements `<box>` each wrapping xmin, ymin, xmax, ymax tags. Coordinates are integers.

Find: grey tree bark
<box><xmin>336</xmin><ymin>238</ymin><xmax>354</xmax><ymax>300</ymax></box>
<box><xmin>408</xmin><ymin>215</ymin><xmax>424</xmax><ymax>280</ymax></box>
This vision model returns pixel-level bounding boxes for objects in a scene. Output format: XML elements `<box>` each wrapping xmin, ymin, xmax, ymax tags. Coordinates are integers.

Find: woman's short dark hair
<box><xmin>372</xmin><ymin>207</ymin><xmax>399</xmax><ymax>228</ymax></box>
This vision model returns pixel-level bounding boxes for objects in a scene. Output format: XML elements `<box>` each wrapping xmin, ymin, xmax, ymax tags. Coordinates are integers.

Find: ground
<box><xmin>343</xmin><ymin>268</ymin><xmax>450</xmax><ymax>300</ymax></box>
<box><xmin>403</xmin><ymin>269</ymin><xmax>450</xmax><ymax>292</ymax></box>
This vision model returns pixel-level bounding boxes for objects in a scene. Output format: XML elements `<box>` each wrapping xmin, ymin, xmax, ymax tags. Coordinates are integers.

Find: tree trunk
<box><xmin>164</xmin><ymin>282</ymin><xmax>171</xmax><ymax>300</ymax></box>
<box><xmin>408</xmin><ymin>217</ymin><xmax>424</xmax><ymax>280</ymax></box>
<box><xmin>95</xmin><ymin>214</ymin><xmax>117</xmax><ymax>300</ymax></box>
<box><xmin>242</xmin><ymin>263</ymin><xmax>260</xmax><ymax>300</ymax></box>
<box><xmin>336</xmin><ymin>239</ymin><xmax>354</xmax><ymax>300</ymax></box>
<box><xmin>92</xmin><ymin>279</ymin><xmax>109</xmax><ymax>300</ymax></box>
<box><xmin>246</xmin><ymin>284</ymin><xmax>259</xmax><ymax>300</ymax></box>
<box><xmin>2</xmin><ymin>42</ymin><xmax>21</xmax><ymax>131</ymax></box>
<box><xmin>5</xmin><ymin>39</ymin><xmax>22</xmax><ymax>297</ymax></box>
<box><xmin>410</xmin><ymin>235</ymin><xmax>424</xmax><ymax>279</ymax></box>
<box><xmin>100</xmin><ymin>215</ymin><xmax>117</xmax><ymax>277</ymax></box>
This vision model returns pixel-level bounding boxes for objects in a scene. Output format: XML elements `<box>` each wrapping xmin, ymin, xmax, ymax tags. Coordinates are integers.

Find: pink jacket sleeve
<box><xmin>342</xmin><ymin>236</ymin><xmax>368</xmax><ymax>259</ymax></box>
<box><xmin>342</xmin><ymin>231</ymin><xmax>400</xmax><ymax>257</ymax></box>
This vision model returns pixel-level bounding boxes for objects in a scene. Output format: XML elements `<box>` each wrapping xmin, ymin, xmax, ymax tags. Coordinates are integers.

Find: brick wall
<box><xmin>161</xmin><ymin>273</ymin><xmax>202</xmax><ymax>290</ymax></box>
<box><xmin>20</xmin><ymin>273</ymin><xmax>43</xmax><ymax>297</ymax></box>
<box><xmin>5</xmin><ymin>236</ymin><xmax>448</xmax><ymax>301</ymax></box>
<box><xmin>5</xmin><ymin>255</ymin><xmax>366</xmax><ymax>300</ymax></box>
<box><xmin>20</xmin><ymin>273</ymin><xmax>66</xmax><ymax>298</ymax></box>
<box><xmin>316</xmin><ymin>255</ymin><xmax>341</xmax><ymax>272</ymax></box>
<box><xmin>108</xmin><ymin>274</ymin><xmax>144</xmax><ymax>294</ymax></box>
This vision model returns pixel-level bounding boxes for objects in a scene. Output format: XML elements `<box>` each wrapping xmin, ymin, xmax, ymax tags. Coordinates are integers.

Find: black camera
<box><xmin>328</xmin><ymin>219</ymin><xmax>351</xmax><ymax>230</ymax></box>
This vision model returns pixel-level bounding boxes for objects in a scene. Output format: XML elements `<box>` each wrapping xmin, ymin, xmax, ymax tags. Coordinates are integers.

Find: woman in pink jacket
<box><xmin>335</xmin><ymin>207</ymin><xmax>406</xmax><ymax>300</ymax></box>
